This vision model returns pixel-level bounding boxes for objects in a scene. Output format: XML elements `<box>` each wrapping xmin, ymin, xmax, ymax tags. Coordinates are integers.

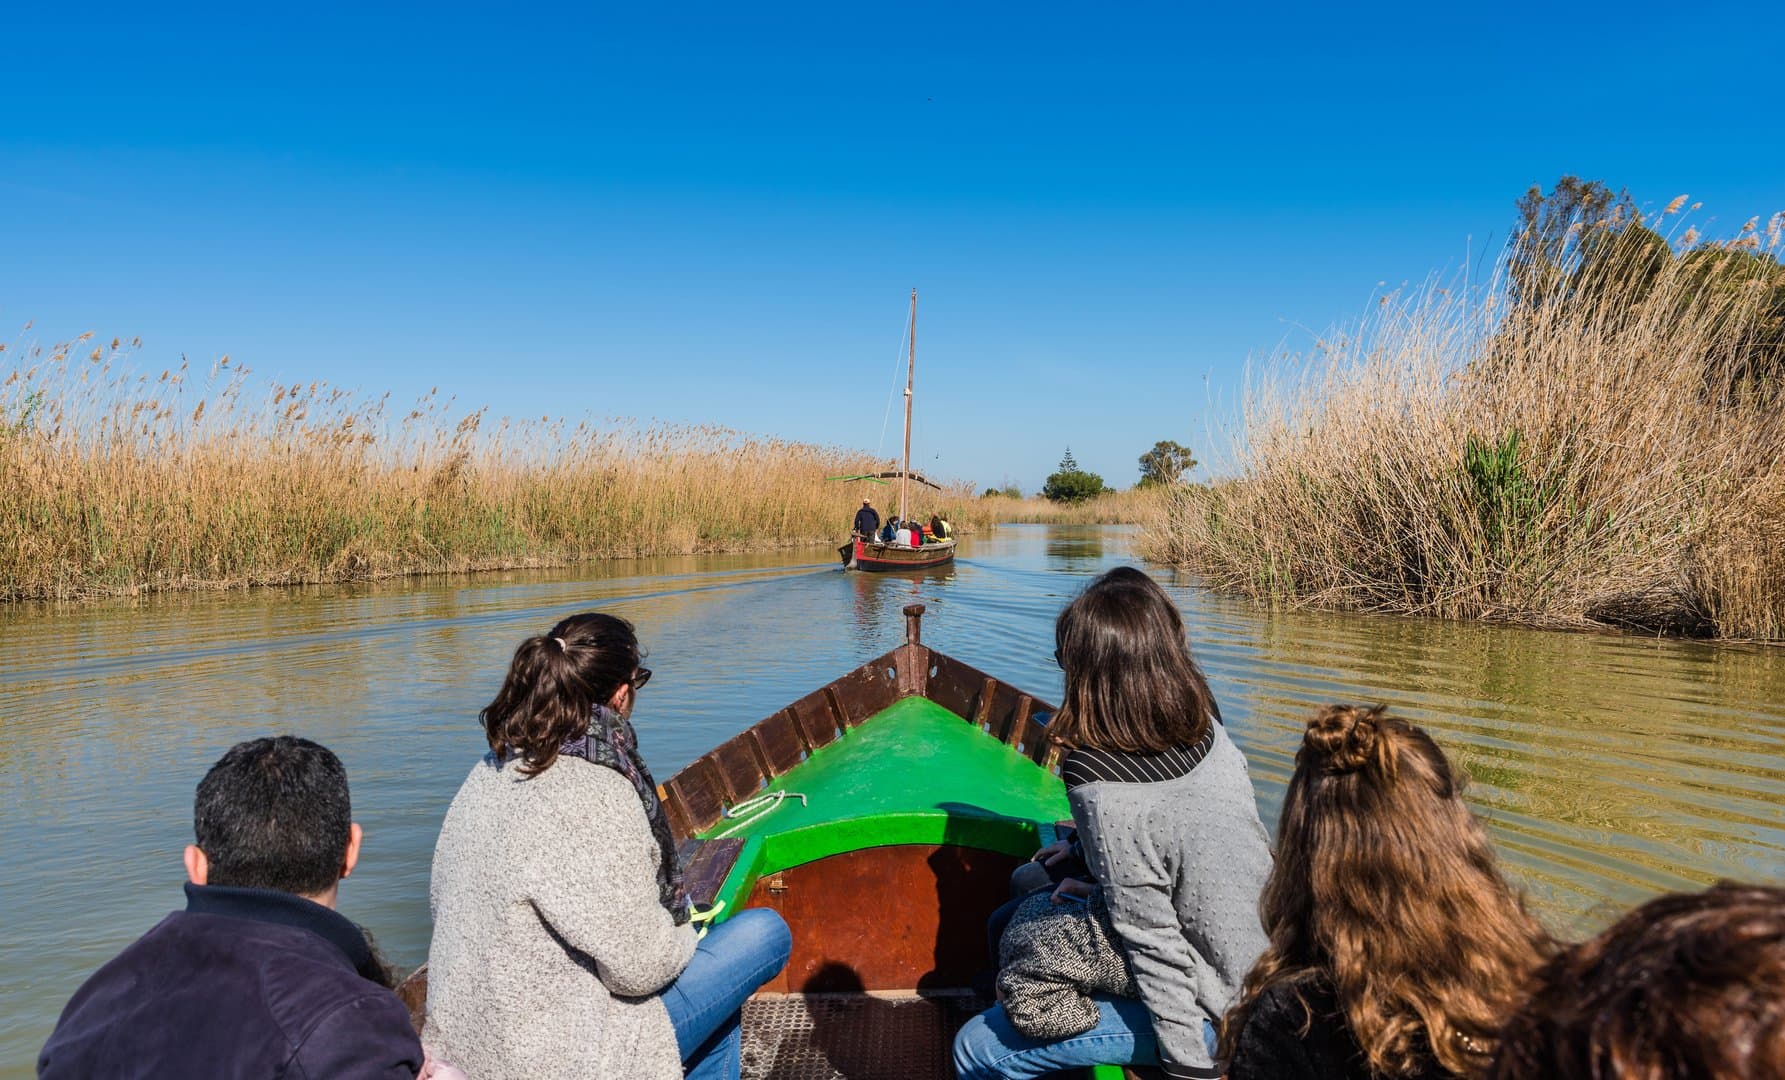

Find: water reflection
<box><xmin>1044</xmin><ymin>530</ymin><xmax>1104</xmax><ymax>573</ymax></box>
<box><xmin>0</xmin><ymin>526</ymin><xmax>1782</xmax><ymax>1074</ymax></box>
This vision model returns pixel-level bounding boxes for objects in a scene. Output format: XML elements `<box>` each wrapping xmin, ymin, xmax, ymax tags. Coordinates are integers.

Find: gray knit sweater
<box><xmin>1065</xmin><ymin>723</ymin><xmax>1273</xmax><ymax>1080</ymax></box>
<box><xmin>424</xmin><ymin>753</ymin><xmax>698</xmax><ymax>1080</ymax></box>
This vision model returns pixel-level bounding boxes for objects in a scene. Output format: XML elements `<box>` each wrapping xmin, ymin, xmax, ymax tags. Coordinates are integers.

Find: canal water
<box><xmin>3</xmin><ymin>524</ymin><xmax>1782</xmax><ymax>1073</ymax></box>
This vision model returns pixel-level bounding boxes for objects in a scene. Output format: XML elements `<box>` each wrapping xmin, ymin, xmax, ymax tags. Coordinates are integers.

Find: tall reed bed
<box><xmin>979</xmin><ymin>488</ymin><xmax>1164</xmax><ymax>525</ymax></box>
<box><xmin>0</xmin><ymin>343</ymin><xmax>979</xmax><ymax>600</ymax></box>
<box><xmin>1143</xmin><ymin>205</ymin><xmax>1785</xmax><ymax>640</ymax></box>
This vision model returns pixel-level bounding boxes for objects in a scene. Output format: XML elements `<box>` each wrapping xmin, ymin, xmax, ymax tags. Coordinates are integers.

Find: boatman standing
<box><xmin>853</xmin><ymin>497</ymin><xmax>880</xmax><ymax>541</ymax></box>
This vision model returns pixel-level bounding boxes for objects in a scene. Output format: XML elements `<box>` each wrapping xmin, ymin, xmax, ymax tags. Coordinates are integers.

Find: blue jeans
<box><xmin>661</xmin><ymin>908</ymin><xmax>792</xmax><ymax>1080</ymax></box>
<box><xmin>953</xmin><ymin>996</ymin><xmax>1219</xmax><ymax>1080</ymax></box>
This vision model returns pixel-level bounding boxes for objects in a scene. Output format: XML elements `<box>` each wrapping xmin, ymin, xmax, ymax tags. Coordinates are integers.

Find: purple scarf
<box><xmin>561</xmin><ymin>705</ymin><xmax>690</xmax><ymax>924</ymax></box>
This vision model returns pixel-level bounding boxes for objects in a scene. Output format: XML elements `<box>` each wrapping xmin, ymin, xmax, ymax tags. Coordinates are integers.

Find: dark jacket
<box><xmin>1228</xmin><ymin>976</ymin><xmax>1452</xmax><ymax>1080</ymax></box>
<box><xmin>39</xmin><ymin>883</ymin><xmax>423</xmax><ymax>1079</ymax></box>
<box><xmin>853</xmin><ymin>505</ymin><xmax>880</xmax><ymax>536</ymax></box>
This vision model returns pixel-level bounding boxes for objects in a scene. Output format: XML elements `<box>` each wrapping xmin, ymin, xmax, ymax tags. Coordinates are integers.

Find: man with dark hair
<box><xmin>40</xmin><ymin>736</ymin><xmax>427</xmax><ymax>1078</ymax></box>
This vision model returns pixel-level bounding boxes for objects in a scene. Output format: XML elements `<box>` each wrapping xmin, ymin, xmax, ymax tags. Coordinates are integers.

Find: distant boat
<box><xmin>840</xmin><ymin>289</ymin><xmax>957</xmax><ymax>572</ymax></box>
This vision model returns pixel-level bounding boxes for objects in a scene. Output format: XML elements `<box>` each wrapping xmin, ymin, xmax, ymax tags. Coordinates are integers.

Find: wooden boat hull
<box><xmin>839</xmin><ymin>537</ymin><xmax>956</xmax><ymax>571</ymax></box>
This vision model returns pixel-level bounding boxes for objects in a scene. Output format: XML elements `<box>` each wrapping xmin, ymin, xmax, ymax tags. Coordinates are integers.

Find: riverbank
<box><xmin>974</xmin><ymin>488</ymin><xmax>1161</xmax><ymax>525</ymax></box>
<box><xmin>1142</xmin><ymin>211</ymin><xmax>1785</xmax><ymax>642</ymax></box>
<box><xmin>0</xmin><ymin>343</ymin><xmax>983</xmax><ymax>602</ymax></box>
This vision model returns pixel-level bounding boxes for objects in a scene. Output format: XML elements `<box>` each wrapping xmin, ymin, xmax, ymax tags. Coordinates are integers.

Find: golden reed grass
<box><xmin>0</xmin><ymin>341</ymin><xmax>984</xmax><ymax>601</ymax></box>
<box><xmin>978</xmin><ymin>488</ymin><xmax>1164</xmax><ymax>525</ymax></box>
<box><xmin>1142</xmin><ymin>208</ymin><xmax>1785</xmax><ymax>641</ymax></box>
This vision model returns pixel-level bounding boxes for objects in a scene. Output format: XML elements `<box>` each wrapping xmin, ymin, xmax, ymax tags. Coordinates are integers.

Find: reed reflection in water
<box><xmin>0</xmin><ymin>525</ymin><xmax>1780</xmax><ymax>1075</ymax></box>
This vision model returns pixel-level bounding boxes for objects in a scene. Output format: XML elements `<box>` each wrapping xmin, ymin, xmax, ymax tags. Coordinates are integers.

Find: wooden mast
<box><xmin>900</xmin><ymin>288</ymin><xmax>916</xmax><ymax>526</ymax></box>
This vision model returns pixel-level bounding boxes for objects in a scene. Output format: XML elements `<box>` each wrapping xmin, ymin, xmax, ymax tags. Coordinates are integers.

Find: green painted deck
<box><xmin>701</xmin><ymin>695</ymin><xmax>1070</xmax><ymax>911</ymax></box>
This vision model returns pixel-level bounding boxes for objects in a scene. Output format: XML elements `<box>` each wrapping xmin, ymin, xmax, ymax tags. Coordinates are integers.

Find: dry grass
<box><xmin>0</xmin><ymin>342</ymin><xmax>982</xmax><ymax>601</ymax></box>
<box><xmin>979</xmin><ymin>488</ymin><xmax>1165</xmax><ymax>525</ymax></box>
<box><xmin>1143</xmin><ymin>210</ymin><xmax>1785</xmax><ymax>641</ymax></box>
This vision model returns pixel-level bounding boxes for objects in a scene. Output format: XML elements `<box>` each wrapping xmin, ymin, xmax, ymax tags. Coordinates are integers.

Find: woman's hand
<box><xmin>420</xmin><ymin>1047</ymin><xmax>468</xmax><ymax>1080</ymax></box>
<box><xmin>1050</xmin><ymin>878</ymin><xmax>1095</xmax><ymax>905</ymax></box>
<box><xmin>1031</xmin><ymin>840</ymin><xmax>1072</xmax><ymax>867</ymax></box>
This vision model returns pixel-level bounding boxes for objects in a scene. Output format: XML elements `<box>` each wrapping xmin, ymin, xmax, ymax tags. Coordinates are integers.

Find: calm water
<box><xmin>3</xmin><ymin>525</ymin><xmax>1783</xmax><ymax>1073</ymax></box>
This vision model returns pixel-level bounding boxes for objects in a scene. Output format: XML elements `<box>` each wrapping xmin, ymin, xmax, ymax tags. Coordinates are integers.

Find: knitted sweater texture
<box><xmin>424</xmin><ymin>753</ymin><xmax>698</xmax><ymax>1080</ymax></box>
<box><xmin>996</xmin><ymin>889</ymin><xmax>1138</xmax><ymax>1040</ymax></box>
<box><xmin>1067</xmin><ymin>723</ymin><xmax>1273</xmax><ymax>1080</ymax></box>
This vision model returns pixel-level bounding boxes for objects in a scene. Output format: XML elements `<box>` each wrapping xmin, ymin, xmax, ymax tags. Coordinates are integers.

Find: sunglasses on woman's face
<box><xmin>631</xmin><ymin>667</ymin><xmax>653</xmax><ymax>690</ymax></box>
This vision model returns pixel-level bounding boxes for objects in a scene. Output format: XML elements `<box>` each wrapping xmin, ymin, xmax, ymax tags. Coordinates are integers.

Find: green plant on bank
<box><xmin>1460</xmin><ymin>430</ymin><xmax>1563</xmax><ymax>561</ymax></box>
<box><xmin>1042</xmin><ymin>447</ymin><xmax>1106</xmax><ymax>503</ymax></box>
<box><xmin>1143</xmin><ymin>178</ymin><xmax>1785</xmax><ymax>641</ymax></box>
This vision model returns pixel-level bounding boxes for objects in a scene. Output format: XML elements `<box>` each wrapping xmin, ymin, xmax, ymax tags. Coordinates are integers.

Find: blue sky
<box><xmin>5</xmin><ymin>2</ymin><xmax>1783</xmax><ymax>491</ymax></box>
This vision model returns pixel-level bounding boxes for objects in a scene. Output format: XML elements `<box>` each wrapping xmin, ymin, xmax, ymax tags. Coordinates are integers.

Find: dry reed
<box><xmin>980</xmin><ymin>488</ymin><xmax>1164</xmax><ymax>525</ymax></box>
<box><xmin>0</xmin><ymin>343</ymin><xmax>982</xmax><ymax>601</ymax></box>
<box><xmin>1142</xmin><ymin>208</ymin><xmax>1785</xmax><ymax>641</ymax></box>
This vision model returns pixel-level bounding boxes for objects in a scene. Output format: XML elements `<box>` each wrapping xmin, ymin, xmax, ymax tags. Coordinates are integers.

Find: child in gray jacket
<box><xmin>955</xmin><ymin>567</ymin><xmax>1272</xmax><ymax>1080</ymax></box>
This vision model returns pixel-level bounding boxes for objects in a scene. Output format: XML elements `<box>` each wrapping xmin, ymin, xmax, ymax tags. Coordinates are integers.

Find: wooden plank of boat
<box><xmin>397</xmin><ymin>605</ymin><xmax>1146</xmax><ymax>1079</ymax></box>
<box><xmin>838</xmin><ymin>536</ymin><xmax>957</xmax><ymax>572</ymax></box>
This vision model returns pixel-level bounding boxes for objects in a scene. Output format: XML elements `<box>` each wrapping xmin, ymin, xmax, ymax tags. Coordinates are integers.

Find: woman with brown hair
<box><xmin>1222</xmin><ymin>705</ymin><xmax>1553</xmax><ymax>1079</ymax></box>
<box><xmin>955</xmin><ymin>566</ymin><xmax>1273</xmax><ymax>1080</ymax></box>
<box><xmin>1487</xmin><ymin>882</ymin><xmax>1785</xmax><ymax>1079</ymax></box>
<box><xmin>423</xmin><ymin>612</ymin><xmax>790</xmax><ymax>1080</ymax></box>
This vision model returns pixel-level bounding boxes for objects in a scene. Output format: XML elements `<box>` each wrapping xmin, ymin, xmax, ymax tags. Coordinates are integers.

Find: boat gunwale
<box><xmin>658</xmin><ymin>604</ymin><xmax>1061</xmax><ymax>845</ymax></box>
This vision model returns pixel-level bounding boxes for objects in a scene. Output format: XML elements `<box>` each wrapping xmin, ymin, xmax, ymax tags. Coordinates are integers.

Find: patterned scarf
<box><xmin>560</xmin><ymin>704</ymin><xmax>690</xmax><ymax>925</ymax></box>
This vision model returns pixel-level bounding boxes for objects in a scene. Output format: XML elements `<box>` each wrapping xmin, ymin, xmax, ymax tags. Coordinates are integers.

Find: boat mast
<box><xmin>900</xmin><ymin>288</ymin><xmax>916</xmax><ymax>525</ymax></box>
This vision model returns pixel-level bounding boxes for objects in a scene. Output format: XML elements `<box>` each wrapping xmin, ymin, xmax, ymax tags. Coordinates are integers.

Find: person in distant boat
<box><xmin>931</xmin><ymin>513</ymin><xmax>952</xmax><ymax>540</ymax></box>
<box><xmin>853</xmin><ymin>497</ymin><xmax>880</xmax><ymax>541</ymax></box>
<box><xmin>955</xmin><ymin>566</ymin><xmax>1272</xmax><ymax>1080</ymax></box>
<box><xmin>880</xmin><ymin>515</ymin><xmax>899</xmax><ymax>543</ymax></box>
<box><xmin>424</xmin><ymin>613</ymin><xmax>791</xmax><ymax>1080</ymax></box>
<box><xmin>38</xmin><ymin>736</ymin><xmax>433</xmax><ymax>1080</ymax></box>
<box><xmin>1488</xmin><ymin>882</ymin><xmax>1785</xmax><ymax>1080</ymax></box>
<box><xmin>1221</xmin><ymin>705</ymin><xmax>1554</xmax><ymax>1080</ymax></box>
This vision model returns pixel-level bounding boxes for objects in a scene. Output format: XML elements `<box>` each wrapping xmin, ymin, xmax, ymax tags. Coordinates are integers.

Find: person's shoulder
<box><xmin>527</xmin><ymin>756</ymin><xmax>644</xmax><ymax>814</ymax></box>
<box><xmin>289</xmin><ymin>984</ymin><xmax>424</xmax><ymax>1075</ymax></box>
<box><xmin>1232</xmin><ymin>975</ymin><xmax>1373</xmax><ymax>1080</ymax></box>
<box><xmin>1251</xmin><ymin>974</ymin><xmax>1337</xmax><ymax>1026</ymax></box>
<box><xmin>252</xmin><ymin>933</ymin><xmax>408</xmax><ymax>1030</ymax></box>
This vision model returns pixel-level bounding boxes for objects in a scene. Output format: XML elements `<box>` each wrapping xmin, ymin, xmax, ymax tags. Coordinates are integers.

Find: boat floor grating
<box><xmin>741</xmin><ymin>991</ymin><xmax>987</xmax><ymax>1080</ymax></box>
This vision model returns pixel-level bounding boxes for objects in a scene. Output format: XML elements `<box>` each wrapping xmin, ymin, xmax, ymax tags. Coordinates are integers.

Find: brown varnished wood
<box><xmin>926</xmin><ymin>651</ymin><xmax>988</xmax><ymax>724</ymax></box>
<box><xmin>744</xmin><ymin>844</ymin><xmax>1024</xmax><ymax>993</ymax></box>
<box><xmin>791</xmin><ymin>692</ymin><xmax>840</xmax><ymax>752</ymax></box>
<box><xmin>678</xmin><ymin>837</ymin><xmax>746</xmax><ymax>908</ymax></box>
<box><xmin>827</xmin><ymin>662</ymin><xmax>899</xmax><ymax>727</ymax></box>
<box><xmin>659</xmin><ymin>783</ymin><xmax>694</xmax><ymax>839</ymax></box>
<box><xmin>983</xmin><ymin>681</ymin><xmax>1027</xmax><ymax>743</ymax></box>
<box><xmin>665</xmin><ymin>757</ymin><xmax>728</xmax><ymax>835</ymax></box>
<box><xmin>709</xmin><ymin>732</ymin><xmax>768</xmax><ymax>802</ymax></box>
<box><xmin>395</xmin><ymin>968</ymin><xmax>426</xmax><ymax>1034</ymax></box>
<box><xmin>752</xmin><ymin>709</ymin><xmax>809</xmax><ymax>775</ymax></box>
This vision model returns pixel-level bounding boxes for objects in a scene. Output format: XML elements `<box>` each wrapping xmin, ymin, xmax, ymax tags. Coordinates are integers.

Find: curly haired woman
<box><xmin>1222</xmin><ymin>705</ymin><xmax>1554</xmax><ymax>1079</ymax></box>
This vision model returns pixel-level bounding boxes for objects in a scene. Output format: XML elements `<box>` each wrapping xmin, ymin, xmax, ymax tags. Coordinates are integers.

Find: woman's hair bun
<box><xmin>1304</xmin><ymin>704</ymin><xmax>1387</xmax><ymax>774</ymax></box>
